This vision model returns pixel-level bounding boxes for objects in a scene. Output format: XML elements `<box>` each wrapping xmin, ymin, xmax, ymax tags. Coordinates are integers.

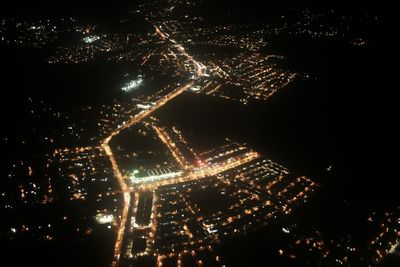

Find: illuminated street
<box><xmin>102</xmin><ymin>25</ymin><xmax>205</xmax><ymax>266</ymax></box>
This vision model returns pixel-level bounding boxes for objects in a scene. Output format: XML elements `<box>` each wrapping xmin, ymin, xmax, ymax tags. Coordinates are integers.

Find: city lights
<box><xmin>0</xmin><ymin>2</ymin><xmax>394</xmax><ymax>267</ymax></box>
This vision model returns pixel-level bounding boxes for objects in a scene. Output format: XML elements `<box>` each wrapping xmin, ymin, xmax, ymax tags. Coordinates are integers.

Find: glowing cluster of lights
<box><xmin>389</xmin><ymin>242</ymin><xmax>400</xmax><ymax>256</ymax></box>
<box><xmin>131</xmin><ymin>170</ymin><xmax>183</xmax><ymax>185</ymax></box>
<box><xmin>137</xmin><ymin>103</ymin><xmax>152</xmax><ymax>110</ymax></box>
<box><xmin>190</xmin><ymin>85</ymin><xmax>201</xmax><ymax>92</ymax></box>
<box><xmin>83</xmin><ymin>35</ymin><xmax>100</xmax><ymax>43</ymax></box>
<box><xmin>121</xmin><ymin>75</ymin><xmax>144</xmax><ymax>92</ymax></box>
<box><xmin>30</xmin><ymin>26</ymin><xmax>44</xmax><ymax>30</ymax></box>
<box><xmin>95</xmin><ymin>213</ymin><xmax>114</xmax><ymax>224</ymax></box>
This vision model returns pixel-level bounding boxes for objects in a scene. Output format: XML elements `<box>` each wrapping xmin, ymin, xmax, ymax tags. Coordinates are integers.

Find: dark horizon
<box><xmin>1</xmin><ymin>1</ymin><xmax>397</xmax><ymax>17</ymax></box>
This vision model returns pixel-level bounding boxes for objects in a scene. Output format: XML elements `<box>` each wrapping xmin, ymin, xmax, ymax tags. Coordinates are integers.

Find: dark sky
<box><xmin>0</xmin><ymin>1</ymin><xmax>136</xmax><ymax>18</ymax></box>
<box><xmin>0</xmin><ymin>0</ymin><xmax>396</xmax><ymax>19</ymax></box>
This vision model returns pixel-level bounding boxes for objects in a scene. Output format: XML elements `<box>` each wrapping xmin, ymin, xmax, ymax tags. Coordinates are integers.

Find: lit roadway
<box><xmin>146</xmin><ymin>122</ymin><xmax>260</xmax><ymax>189</ymax></box>
<box><xmin>102</xmin><ymin>25</ymin><xmax>206</xmax><ymax>267</ymax></box>
<box><xmin>133</xmin><ymin>151</ymin><xmax>260</xmax><ymax>191</ymax></box>
<box><xmin>103</xmin><ymin>142</ymin><xmax>130</xmax><ymax>267</ymax></box>
<box><xmin>150</xmin><ymin>123</ymin><xmax>189</xmax><ymax>169</ymax></box>
<box><xmin>155</xmin><ymin>25</ymin><xmax>207</xmax><ymax>77</ymax></box>
<box><xmin>103</xmin><ymin>80</ymin><xmax>198</xmax><ymax>267</ymax></box>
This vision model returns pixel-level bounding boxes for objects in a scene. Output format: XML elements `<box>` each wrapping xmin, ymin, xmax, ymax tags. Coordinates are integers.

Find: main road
<box><xmin>102</xmin><ymin>25</ymin><xmax>205</xmax><ymax>267</ymax></box>
<box><xmin>132</xmin><ymin>151</ymin><xmax>261</xmax><ymax>191</ymax></box>
<box><xmin>103</xmin><ymin>80</ymin><xmax>197</xmax><ymax>267</ymax></box>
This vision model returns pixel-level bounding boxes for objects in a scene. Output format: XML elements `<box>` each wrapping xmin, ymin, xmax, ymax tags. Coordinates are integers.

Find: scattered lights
<box><xmin>121</xmin><ymin>75</ymin><xmax>144</xmax><ymax>92</ymax></box>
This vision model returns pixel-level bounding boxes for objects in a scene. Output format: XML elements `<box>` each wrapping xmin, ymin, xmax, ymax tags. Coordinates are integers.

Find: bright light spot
<box><xmin>131</xmin><ymin>171</ymin><xmax>183</xmax><ymax>184</ymax></box>
<box><xmin>206</xmin><ymin>227</ymin><xmax>217</xmax><ymax>234</ymax></box>
<box><xmin>196</xmin><ymin>159</ymin><xmax>204</xmax><ymax>166</ymax></box>
<box><xmin>122</xmin><ymin>75</ymin><xmax>144</xmax><ymax>92</ymax></box>
<box><xmin>95</xmin><ymin>213</ymin><xmax>114</xmax><ymax>224</ymax></box>
<box><xmin>131</xmin><ymin>169</ymin><xmax>140</xmax><ymax>178</ymax></box>
<box><xmin>190</xmin><ymin>85</ymin><xmax>201</xmax><ymax>92</ymax></box>
<box><xmin>83</xmin><ymin>35</ymin><xmax>100</xmax><ymax>43</ymax></box>
<box><xmin>137</xmin><ymin>103</ymin><xmax>152</xmax><ymax>110</ymax></box>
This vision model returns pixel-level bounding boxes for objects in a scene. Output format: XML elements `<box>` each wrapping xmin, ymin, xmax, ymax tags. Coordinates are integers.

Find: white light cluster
<box><xmin>95</xmin><ymin>213</ymin><xmax>114</xmax><ymax>224</ymax></box>
<box><xmin>122</xmin><ymin>75</ymin><xmax>144</xmax><ymax>92</ymax></box>
<box><xmin>83</xmin><ymin>35</ymin><xmax>100</xmax><ymax>43</ymax></box>
<box><xmin>131</xmin><ymin>171</ymin><xmax>183</xmax><ymax>185</ymax></box>
<box><xmin>137</xmin><ymin>103</ymin><xmax>152</xmax><ymax>110</ymax></box>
